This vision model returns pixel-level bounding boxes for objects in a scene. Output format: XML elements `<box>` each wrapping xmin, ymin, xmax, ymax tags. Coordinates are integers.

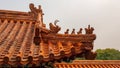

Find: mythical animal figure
<box><xmin>77</xmin><ymin>28</ymin><xmax>82</xmax><ymax>34</ymax></box>
<box><xmin>71</xmin><ymin>29</ymin><xmax>75</xmax><ymax>34</ymax></box>
<box><xmin>29</xmin><ymin>3</ymin><xmax>45</xmax><ymax>27</ymax></box>
<box><xmin>29</xmin><ymin>3</ymin><xmax>41</xmax><ymax>20</ymax></box>
<box><xmin>85</xmin><ymin>25</ymin><xmax>94</xmax><ymax>34</ymax></box>
<box><xmin>49</xmin><ymin>20</ymin><xmax>61</xmax><ymax>33</ymax></box>
<box><xmin>64</xmin><ymin>29</ymin><xmax>69</xmax><ymax>34</ymax></box>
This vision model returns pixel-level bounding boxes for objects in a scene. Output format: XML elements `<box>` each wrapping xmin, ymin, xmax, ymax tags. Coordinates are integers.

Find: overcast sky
<box><xmin>0</xmin><ymin>0</ymin><xmax>120</xmax><ymax>50</ymax></box>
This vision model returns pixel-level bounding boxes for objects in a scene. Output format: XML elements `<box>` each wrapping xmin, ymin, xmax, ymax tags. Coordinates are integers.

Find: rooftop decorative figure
<box><xmin>77</xmin><ymin>28</ymin><xmax>82</xmax><ymax>34</ymax></box>
<box><xmin>85</xmin><ymin>25</ymin><xmax>94</xmax><ymax>34</ymax></box>
<box><xmin>64</xmin><ymin>29</ymin><xmax>69</xmax><ymax>34</ymax></box>
<box><xmin>71</xmin><ymin>29</ymin><xmax>75</xmax><ymax>34</ymax></box>
<box><xmin>49</xmin><ymin>20</ymin><xmax>61</xmax><ymax>33</ymax></box>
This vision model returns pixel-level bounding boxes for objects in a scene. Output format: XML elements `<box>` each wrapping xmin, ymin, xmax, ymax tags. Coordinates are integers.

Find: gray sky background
<box><xmin>0</xmin><ymin>0</ymin><xmax>120</xmax><ymax>50</ymax></box>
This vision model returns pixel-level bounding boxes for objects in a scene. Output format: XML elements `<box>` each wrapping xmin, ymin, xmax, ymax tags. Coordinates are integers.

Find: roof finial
<box><xmin>29</xmin><ymin>3</ymin><xmax>44</xmax><ymax>27</ymax></box>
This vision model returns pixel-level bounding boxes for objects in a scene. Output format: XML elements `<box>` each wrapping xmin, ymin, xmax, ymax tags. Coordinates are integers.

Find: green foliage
<box><xmin>96</xmin><ymin>48</ymin><xmax>120</xmax><ymax>60</ymax></box>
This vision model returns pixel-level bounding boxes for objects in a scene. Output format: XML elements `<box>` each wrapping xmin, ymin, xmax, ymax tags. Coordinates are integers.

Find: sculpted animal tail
<box><xmin>54</xmin><ymin>19</ymin><xmax>59</xmax><ymax>26</ymax></box>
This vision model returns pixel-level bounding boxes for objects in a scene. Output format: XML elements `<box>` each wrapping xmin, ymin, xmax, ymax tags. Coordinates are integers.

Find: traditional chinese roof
<box><xmin>0</xmin><ymin>3</ymin><xmax>96</xmax><ymax>63</ymax></box>
<box><xmin>54</xmin><ymin>60</ymin><xmax>120</xmax><ymax>68</ymax></box>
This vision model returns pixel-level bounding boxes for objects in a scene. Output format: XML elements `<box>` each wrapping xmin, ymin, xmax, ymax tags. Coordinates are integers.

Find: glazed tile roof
<box><xmin>0</xmin><ymin>3</ymin><xmax>96</xmax><ymax>63</ymax></box>
<box><xmin>0</xmin><ymin>19</ymin><xmax>35</xmax><ymax>61</ymax></box>
<box><xmin>54</xmin><ymin>60</ymin><xmax>120</xmax><ymax>68</ymax></box>
<box><xmin>0</xmin><ymin>18</ymin><xmax>96</xmax><ymax>62</ymax></box>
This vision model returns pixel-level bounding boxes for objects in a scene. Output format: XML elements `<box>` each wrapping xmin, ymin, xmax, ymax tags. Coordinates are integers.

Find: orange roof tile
<box><xmin>0</xmin><ymin>3</ymin><xmax>96</xmax><ymax>63</ymax></box>
<box><xmin>54</xmin><ymin>60</ymin><xmax>120</xmax><ymax>68</ymax></box>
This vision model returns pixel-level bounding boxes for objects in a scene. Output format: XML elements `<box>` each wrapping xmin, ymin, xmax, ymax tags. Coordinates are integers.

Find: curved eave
<box><xmin>42</xmin><ymin>33</ymin><xmax>96</xmax><ymax>43</ymax></box>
